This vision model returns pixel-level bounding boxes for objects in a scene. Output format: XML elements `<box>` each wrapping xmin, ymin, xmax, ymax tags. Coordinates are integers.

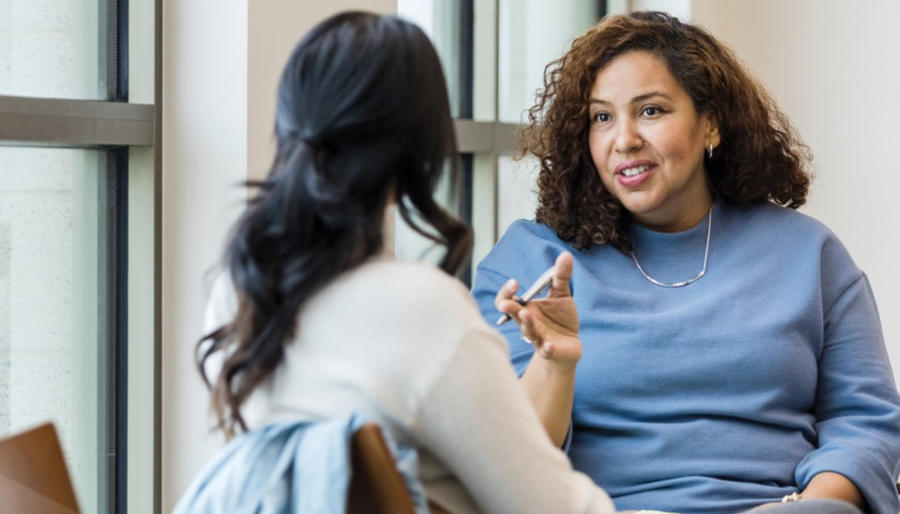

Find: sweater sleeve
<box><xmin>411</xmin><ymin>328</ymin><xmax>615</xmax><ymax>514</ymax></box>
<box><xmin>795</xmin><ymin>273</ymin><xmax>900</xmax><ymax>514</ymax></box>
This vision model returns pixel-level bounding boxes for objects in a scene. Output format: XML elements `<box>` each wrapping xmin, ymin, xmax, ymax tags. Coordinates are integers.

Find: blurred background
<box><xmin>1</xmin><ymin>1</ymin><xmax>897</xmax><ymax>512</ymax></box>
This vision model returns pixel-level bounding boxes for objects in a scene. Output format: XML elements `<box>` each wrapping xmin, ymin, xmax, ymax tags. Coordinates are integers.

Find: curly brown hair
<box><xmin>522</xmin><ymin>11</ymin><xmax>811</xmax><ymax>252</ymax></box>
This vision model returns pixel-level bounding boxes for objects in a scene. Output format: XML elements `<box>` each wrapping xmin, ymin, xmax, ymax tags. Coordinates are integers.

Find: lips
<box><xmin>614</xmin><ymin>160</ymin><xmax>656</xmax><ymax>187</ymax></box>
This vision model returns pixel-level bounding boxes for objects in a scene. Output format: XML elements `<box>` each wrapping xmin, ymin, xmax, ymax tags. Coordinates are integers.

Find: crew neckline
<box><xmin>630</xmin><ymin>203</ymin><xmax>718</xmax><ymax>258</ymax></box>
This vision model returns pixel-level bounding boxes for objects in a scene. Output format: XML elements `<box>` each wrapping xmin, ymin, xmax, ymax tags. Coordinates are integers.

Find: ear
<box><xmin>702</xmin><ymin>112</ymin><xmax>721</xmax><ymax>149</ymax></box>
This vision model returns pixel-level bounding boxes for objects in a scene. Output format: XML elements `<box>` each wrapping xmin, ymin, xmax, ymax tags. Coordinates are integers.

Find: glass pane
<box><xmin>498</xmin><ymin>0</ymin><xmax>600</xmax><ymax>123</ymax></box>
<box><xmin>0</xmin><ymin>0</ymin><xmax>108</xmax><ymax>99</ymax></box>
<box><xmin>393</xmin><ymin>157</ymin><xmax>470</xmax><ymax>268</ymax></box>
<box><xmin>497</xmin><ymin>154</ymin><xmax>540</xmax><ymax>235</ymax></box>
<box><xmin>0</xmin><ymin>146</ymin><xmax>114</xmax><ymax>513</ymax></box>
<box><xmin>397</xmin><ymin>0</ymin><xmax>470</xmax><ymax>118</ymax></box>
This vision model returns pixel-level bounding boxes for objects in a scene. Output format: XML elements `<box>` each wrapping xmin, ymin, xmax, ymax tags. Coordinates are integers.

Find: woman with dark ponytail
<box><xmin>196</xmin><ymin>12</ymin><xmax>614</xmax><ymax>514</ymax></box>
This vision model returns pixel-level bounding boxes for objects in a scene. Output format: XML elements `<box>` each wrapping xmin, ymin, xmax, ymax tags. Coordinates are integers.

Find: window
<box><xmin>396</xmin><ymin>0</ymin><xmax>610</xmax><ymax>282</ymax></box>
<box><xmin>0</xmin><ymin>0</ymin><xmax>105</xmax><ymax>99</ymax></box>
<box><xmin>0</xmin><ymin>0</ymin><xmax>157</xmax><ymax>512</ymax></box>
<box><xmin>0</xmin><ymin>146</ymin><xmax>119</xmax><ymax>511</ymax></box>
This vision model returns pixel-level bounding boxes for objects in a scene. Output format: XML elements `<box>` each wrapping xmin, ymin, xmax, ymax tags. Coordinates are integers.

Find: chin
<box><xmin>615</xmin><ymin>194</ymin><xmax>662</xmax><ymax>217</ymax></box>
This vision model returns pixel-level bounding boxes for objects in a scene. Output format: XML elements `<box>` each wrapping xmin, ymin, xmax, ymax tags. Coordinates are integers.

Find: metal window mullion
<box><xmin>454</xmin><ymin>120</ymin><xmax>519</xmax><ymax>154</ymax></box>
<box><xmin>112</xmin><ymin>147</ymin><xmax>129</xmax><ymax>514</ymax></box>
<box><xmin>0</xmin><ymin>95</ymin><xmax>153</xmax><ymax>147</ymax></box>
<box><xmin>111</xmin><ymin>0</ymin><xmax>129</xmax><ymax>511</ymax></box>
<box><xmin>492</xmin><ymin>0</ymin><xmax>501</xmax><ymax>244</ymax></box>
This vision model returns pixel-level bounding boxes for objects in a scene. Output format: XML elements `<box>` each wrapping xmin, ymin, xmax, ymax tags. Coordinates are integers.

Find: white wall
<box><xmin>162</xmin><ymin>1</ymin><xmax>395</xmax><ymax>511</ymax></box>
<box><xmin>161</xmin><ymin>0</ymin><xmax>247</xmax><ymax>510</ymax></box>
<box><xmin>629</xmin><ymin>0</ymin><xmax>691</xmax><ymax>22</ymax></box>
<box><xmin>689</xmin><ymin>0</ymin><xmax>900</xmax><ymax>382</ymax></box>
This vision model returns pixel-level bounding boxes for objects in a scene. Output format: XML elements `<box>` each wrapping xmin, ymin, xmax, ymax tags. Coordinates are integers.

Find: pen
<box><xmin>495</xmin><ymin>265</ymin><xmax>557</xmax><ymax>325</ymax></box>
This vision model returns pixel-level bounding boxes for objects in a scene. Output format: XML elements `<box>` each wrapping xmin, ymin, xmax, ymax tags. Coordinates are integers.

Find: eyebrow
<box><xmin>589</xmin><ymin>91</ymin><xmax>673</xmax><ymax>105</ymax></box>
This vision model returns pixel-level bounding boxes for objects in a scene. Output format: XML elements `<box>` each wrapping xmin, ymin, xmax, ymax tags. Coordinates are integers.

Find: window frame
<box><xmin>0</xmin><ymin>0</ymin><xmax>160</xmax><ymax>511</ymax></box>
<box><xmin>450</xmin><ymin>0</ymin><xmax>607</xmax><ymax>277</ymax></box>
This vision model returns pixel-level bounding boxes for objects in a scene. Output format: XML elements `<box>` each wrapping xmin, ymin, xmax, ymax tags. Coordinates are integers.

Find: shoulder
<box><xmin>472</xmin><ymin>220</ymin><xmax>568</xmax><ymax>300</ymax></box>
<box><xmin>725</xmin><ymin>202</ymin><xmax>862</xmax><ymax>285</ymax></box>
<box><xmin>731</xmin><ymin>202</ymin><xmax>831</xmax><ymax>236</ymax></box>
<box><xmin>498</xmin><ymin>219</ymin><xmax>565</xmax><ymax>246</ymax></box>
<box><xmin>478</xmin><ymin>220</ymin><xmax>571</xmax><ymax>274</ymax></box>
<box><xmin>726</xmin><ymin>202</ymin><xmax>849</xmax><ymax>254</ymax></box>
<box><xmin>304</xmin><ymin>259</ymin><xmax>505</xmax><ymax>388</ymax></box>
<box><xmin>346</xmin><ymin>259</ymin><xmax>470</xmax><ymax>302</ymax></box>
<box><xmin>320</xmin><ymin>258</ymin><xmax>484</xmax><ymax>330</ymax></box>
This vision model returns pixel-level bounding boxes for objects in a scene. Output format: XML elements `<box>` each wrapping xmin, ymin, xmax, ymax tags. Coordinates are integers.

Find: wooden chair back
<box><xmin>0</xmin><ymin>423</ymin><xmax>80</xmax><ymax>514</ymax></box>
<box><xmin>348</xmin><ymin>422</ymin><xmax>417</xmax><ymax>514</ymax></box>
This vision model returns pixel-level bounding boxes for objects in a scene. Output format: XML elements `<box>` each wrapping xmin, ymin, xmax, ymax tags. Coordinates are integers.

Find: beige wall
<box><xmin>161</xmin><ymin>1</ymin><xmax>396</xmax><ymax>511</ymax></box>
<box><xmin>690</xmin><ymin>0</ymin><xmax>900</xmax><ymax>382</ymax></box>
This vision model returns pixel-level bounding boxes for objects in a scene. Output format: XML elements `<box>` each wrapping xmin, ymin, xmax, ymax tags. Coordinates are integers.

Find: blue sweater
<box><xmin>472</xmin><ymin>203</ymin><xmax>900</xmax><ymax>514</ymax></box>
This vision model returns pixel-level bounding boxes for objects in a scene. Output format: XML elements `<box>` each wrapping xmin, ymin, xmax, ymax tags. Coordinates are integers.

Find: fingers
<box><xmin>497</xmin><ymin>298</ymin><xmax>523</xmax><ymax>318</ymax></box>
<box><xmin>516</xmin><ymin>308</ymin><xmax>539</xmax><ymax>343</ymax></box>
<box><xmin>494</xmin><ymin>278</ymin><xmax>518</xmax><ymax>312</ymax></box>
<box><xmin>518</xmin><ymin>309</ymin><xmax>556</xmax><ymax>358</ymax></box>
<box><xmin>548</xmin><ymin>251</ymin><xmax>573</xmax><ymax>298</ymax></box>
<box><xmin>509</xmin><ymin>303</ymin><xmax>572</xmax><ymax>362</ymax></box>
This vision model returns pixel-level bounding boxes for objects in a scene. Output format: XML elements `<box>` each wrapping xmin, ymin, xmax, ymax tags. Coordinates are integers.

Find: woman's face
<box><xmin>588</xmin><ymin>50</ymin><xmax>719</xmax><ymax>232</ymax></box>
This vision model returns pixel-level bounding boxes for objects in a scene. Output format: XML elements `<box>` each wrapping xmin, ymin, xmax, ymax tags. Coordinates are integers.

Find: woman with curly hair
<box><xmin>473</xmin><ymin>11</ymin><xmax>900</xmax><ymax>514</ymax></box>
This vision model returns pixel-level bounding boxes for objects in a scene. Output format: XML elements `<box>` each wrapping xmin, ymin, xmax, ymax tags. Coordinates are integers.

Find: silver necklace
<box><xmin>630</xmin><ymin>206</ymin><xmax>712</xmax><ymax>288</ymax></box>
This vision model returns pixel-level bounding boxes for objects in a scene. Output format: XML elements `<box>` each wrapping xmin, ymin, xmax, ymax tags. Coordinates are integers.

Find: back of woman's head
<box><xmin>198</xmin><ymin>12</ymin><xmax>471</xmax><ymax>436</ymax></box>
<box><xmin>524</xmin><ymin>11</ymin><xmax>811</xmax><ymax>251</ymax></box>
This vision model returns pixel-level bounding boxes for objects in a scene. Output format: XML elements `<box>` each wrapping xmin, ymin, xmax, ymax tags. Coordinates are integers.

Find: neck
<box><xmin>633</xmin><ymin>191</ymin><xmax>714</xmax><ymax>233</ymax></box>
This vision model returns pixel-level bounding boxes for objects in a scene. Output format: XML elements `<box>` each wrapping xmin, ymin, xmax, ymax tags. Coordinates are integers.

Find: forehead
<box><xmin>590</xmin><ymin>50</ymin><xmax>686</xmax><ymax>101</ymax></box>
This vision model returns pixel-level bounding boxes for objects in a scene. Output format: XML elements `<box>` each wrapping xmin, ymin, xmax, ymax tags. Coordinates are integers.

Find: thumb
<box><xmin>549</xmin><ymin>251</ymin><xmax>573</xmax><ymax>298</ymax></box>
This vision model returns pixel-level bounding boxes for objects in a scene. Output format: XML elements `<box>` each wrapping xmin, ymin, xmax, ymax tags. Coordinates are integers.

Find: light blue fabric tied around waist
<box><xmin>172</xmin><ymin>414</ymin><xmax>429</xmax><ymax>514</ymax></box>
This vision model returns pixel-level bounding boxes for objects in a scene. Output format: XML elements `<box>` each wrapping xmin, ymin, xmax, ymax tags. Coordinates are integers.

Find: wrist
<box><xmin>799</xmin><ymin>471</ymin><xmax>865</xmax><ymax>508</ymax></box>
<box><xmin>530</xmin><ymin>349</ymin><xmax>578</xmax><ymax>374</ymax></box>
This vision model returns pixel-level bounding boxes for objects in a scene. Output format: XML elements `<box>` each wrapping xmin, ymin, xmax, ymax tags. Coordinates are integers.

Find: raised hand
<box><xmin>495</xmin><ymin>252</ymin><xmax>582</xmax><ymax>365</ymax></box>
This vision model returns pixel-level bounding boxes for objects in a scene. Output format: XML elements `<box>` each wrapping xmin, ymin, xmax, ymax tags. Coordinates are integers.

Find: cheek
<box><xmin>588</xmin><ymin>132</ymin><xmax>617</xmax><ymax>189</ymax></box>
<box><xmin>588</xmin><ymin>130</ymin><xmax>612</xmax><ymax>173</ymax></box>
<box><xmin>652</xmin><ymin>122</ymin><xmax>701</xmax><ymax>163</ymax></box>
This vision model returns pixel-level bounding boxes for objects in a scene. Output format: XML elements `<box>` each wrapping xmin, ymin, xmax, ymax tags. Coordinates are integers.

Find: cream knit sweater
<box><xmin>203</xmin><ymin>257</ymin><xmax>614</xmax><ymax>514</ymax></box>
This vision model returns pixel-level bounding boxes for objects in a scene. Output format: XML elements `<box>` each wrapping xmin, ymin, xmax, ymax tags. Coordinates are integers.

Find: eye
<box><xmin>592</xmin><ymin>112</ymin><xmax>611</xmax><ymax>123</ymax></box>
<box><xmin>641</xmin><ymin>106</ymin><xmax>664</xmax><ymax>117</ymax></box>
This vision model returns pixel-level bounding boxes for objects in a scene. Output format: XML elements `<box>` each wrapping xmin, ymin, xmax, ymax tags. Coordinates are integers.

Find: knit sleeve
<box><xmin>411</xmin><ymin>328</ymin><xmax>615</xmax><ymax>514</ymax></box>
<box><xmin>795</xmin><ymin>273</ymin><xmax>900</xmax><ymax>514</ymax></box>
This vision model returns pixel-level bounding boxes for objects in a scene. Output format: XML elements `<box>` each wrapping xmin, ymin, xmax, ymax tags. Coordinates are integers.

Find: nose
<box><xmin>613</xmin><ymin>118</ymin><xmax>643</xmax><ymax>154</ymax></box>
